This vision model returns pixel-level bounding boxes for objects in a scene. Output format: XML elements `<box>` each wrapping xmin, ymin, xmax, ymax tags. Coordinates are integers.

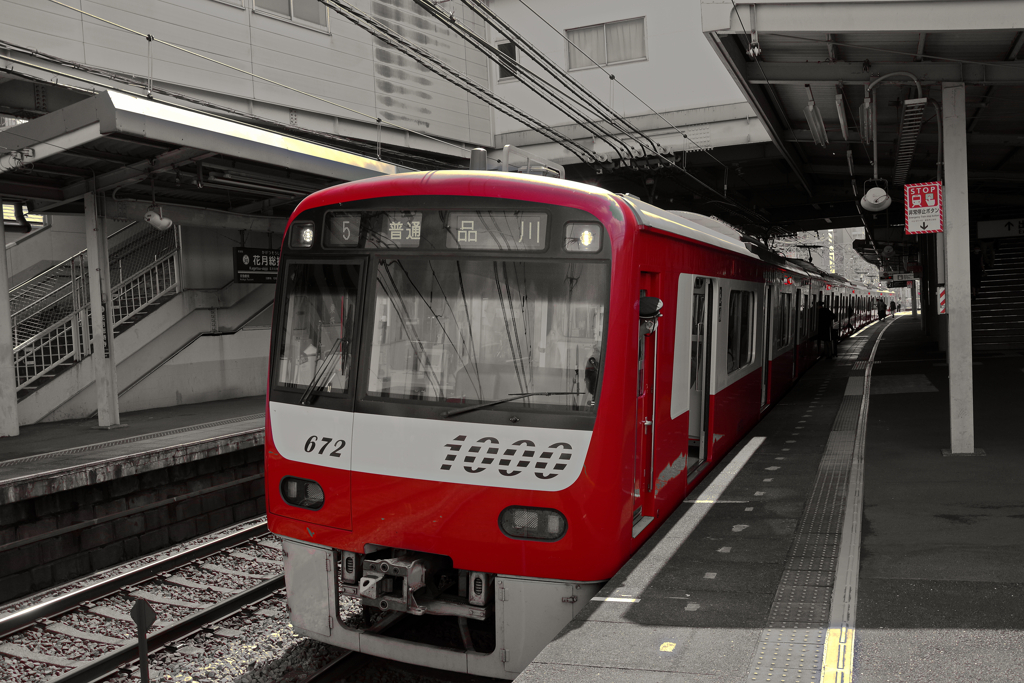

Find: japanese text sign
<box><xmin>904</xmin><ymin>182</ymin><xmax>943</xmax><ymax>235</ymax></box>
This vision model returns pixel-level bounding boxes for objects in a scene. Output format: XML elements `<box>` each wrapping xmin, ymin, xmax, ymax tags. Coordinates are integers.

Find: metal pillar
<box><xmin>0</xmin><ymin>227</ymin><xmax>19</xmax><ymax>437</ymax></box>
<box><xmin>941</xmin><ymin>83</ymin><xmax>976</xmax><ymax>455</ymax></box>
<box><xmin>84</xmin><ymin>192</ymin><xmax>121</xmax><ymax>428</ymax></box>
<box><xmin>910</xmin><ymin>279</ymin><xmax>918</xmax><ymax>317</ymax></box>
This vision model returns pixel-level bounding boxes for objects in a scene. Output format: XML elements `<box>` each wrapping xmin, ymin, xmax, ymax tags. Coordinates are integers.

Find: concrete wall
<box><xmin>0</xmin><ymin>446</ymin><xmax>265</xmax><ymax>603</ymax></box>
<box><xmin>4</xmin><ymin>215</ymin><xmax>88</xmax><ymax>287</ymax></box>
<box><xmin>0</xmin><ymin>0</ymin><xmax>492</xmax><ymax>154</ymax></box>
<box><xmin>121</xmin><ymin>327</ymin><xmax>272</xmax><ymax>413</ymax></box>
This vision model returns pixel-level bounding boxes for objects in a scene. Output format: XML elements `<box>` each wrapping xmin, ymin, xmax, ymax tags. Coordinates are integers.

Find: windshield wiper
<box><xmin>299</xmin><ymin>338</ymin><xmax>342</xmax><ymax>406</ymax></box>
<box><xmin>441</xmin><ymin>391</ymin><xmax>582</xmax><ymax>419</ymax></box>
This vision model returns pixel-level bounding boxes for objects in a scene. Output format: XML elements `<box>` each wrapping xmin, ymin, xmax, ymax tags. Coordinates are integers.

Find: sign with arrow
<box><xmin>904</xmin><ymin>181</ymin><xmax>943</xmax><ymax>235</ymax></box>
<box><xmin>977</xmin><ymin>217</ymin><xmax>1024</xmax><ymax>240</ymax></box>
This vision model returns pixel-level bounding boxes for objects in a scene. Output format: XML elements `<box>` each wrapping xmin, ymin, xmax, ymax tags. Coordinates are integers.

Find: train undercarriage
<box><xmin>282</xmin><ymin>537</ymin><xmax>601</xmax><ymax>679</ymax></box>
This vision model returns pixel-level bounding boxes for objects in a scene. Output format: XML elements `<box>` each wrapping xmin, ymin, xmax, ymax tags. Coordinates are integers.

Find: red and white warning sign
<box><xmin>905</xmin><ymin>182</ymin><xmax>943</xmax><ymax>235</ymax></box>
<box><xmin>937</xmin><ymin>286</ymin><xmax>946</xmax><ymax>314</ymax></box>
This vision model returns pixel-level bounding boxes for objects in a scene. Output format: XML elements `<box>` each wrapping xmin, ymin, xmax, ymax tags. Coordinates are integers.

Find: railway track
<box><xmin>0</xmin><ymin>519</ymin><xmax>294</xmax><ymax>683</ymax></box>
<box><xmin>0</xmin><ymin>519</ymin><xmax>501</xmax><ymax>683</ymax></box>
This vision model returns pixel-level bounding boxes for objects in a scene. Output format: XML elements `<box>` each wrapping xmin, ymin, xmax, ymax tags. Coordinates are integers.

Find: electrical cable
<box><xmin>318</xmin><ymin>0</ymin><xmax>601</xmax><ymax>165</ymax></box>
<box><xmin>516</xmin><ymin>0</ymin><xmax>729</xmax><ymax>168</ymax></box>
<box><xmin>456</xmin><ymin>0</ymin><xmax>657</xmax><ymax>159</ymax></box>
<box><xmin>20</xmin><ymin>0</ymin><xmax>765</xmax><ymax>227</ymax></box>
<box><xmin>0</xmin><ymin>47</ymin><xmax>457</xmax><ymax>171</ymax></box>
<box><xmin>41</xmin><ymin>0</ymin><xmax>480</xmax><ymax>163</ymax></box>
<box><xmin>467</xmin><ymin>0</ymin><xmax>660</xmax><ymax>158</ymax></box>
<box><xmin>488</xmin><ymin>0</ymin><xmax>767</xmax><ymax>223</ymax></box>
<box><xmin>412</xmin><ymin>0</ymin><xmax>635</xmax><ymax>161</ymax></box>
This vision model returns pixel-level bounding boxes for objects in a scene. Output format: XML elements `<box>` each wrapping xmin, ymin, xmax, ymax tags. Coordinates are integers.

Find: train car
<box><xmin>264</xmin><ymin>170</ymin><xmax>877</xmax><ymax>679</ymax></box>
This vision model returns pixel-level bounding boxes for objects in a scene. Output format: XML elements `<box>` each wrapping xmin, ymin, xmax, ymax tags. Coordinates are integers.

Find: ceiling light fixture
<box><xmin>836</xmin><ymin>92</ymin><xmax>849</xmax><ymax>141</ymax></box>
<box><xmin>804</xmin><ymin>86</ymin><xmax>828</xmax><ymax>147</ymax></box>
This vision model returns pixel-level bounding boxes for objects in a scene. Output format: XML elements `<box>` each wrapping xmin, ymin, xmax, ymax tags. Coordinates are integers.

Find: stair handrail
<box><xmin>9</xmin><ymin>221</ymin><xmax>139</xmax><ymax>299</ymax></box>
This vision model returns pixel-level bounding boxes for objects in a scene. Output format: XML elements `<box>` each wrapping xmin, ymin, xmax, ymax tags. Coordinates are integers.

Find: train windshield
<box><xmin>275</xmin><ymin>262</ymin><xmax>361</xmax><ymax>396</ymax></box>
<box><xmin>368</xmin><ymin>258</ymin><xmax>609</xmax><ymax>412</ymax></box>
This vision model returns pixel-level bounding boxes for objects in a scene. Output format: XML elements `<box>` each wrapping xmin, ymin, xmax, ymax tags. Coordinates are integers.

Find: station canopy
<box><xmin>0</xmin><ymin>90</ymin><xmax>407</xmax><ymax>229</ymax></box>
<box><xmin>699</xmin><ymin>0</ymin><xmax>1024</xmax><ymax>264</ymax></box>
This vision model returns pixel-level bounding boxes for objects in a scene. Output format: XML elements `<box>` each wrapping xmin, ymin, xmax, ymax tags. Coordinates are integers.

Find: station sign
<box><xmin>886</xmin><ymin>281</ymin><xmax>911</xmax><ymax>288</ymax></box>
<box><xmin>977</xmin><ymin>217</ymin><xmax>1024</xmax><ymax>240</ymax></box>
<box><xmin>904</xmin><ymin>181</ymin><xmax>943</xmax><ymax>235</ymax></box>
<box><xmin>234</xmin><ymin>247</ymin><xmax>279</xmax><ymax>284</ymax></box>
<box><xmin>881</xmin><ymin>272</ymin><xmax>914</xmax><ymax>281</ymax></box>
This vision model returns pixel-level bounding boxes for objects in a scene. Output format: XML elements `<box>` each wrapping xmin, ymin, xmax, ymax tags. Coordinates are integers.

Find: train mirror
<box><xmin>639</xmin><ymin>297</ymin><xmax>663</xmax><ymax>319</ymax></box>
<box><xmin>639</xmin><ymin>297</ymin><xmax>663</xmax><ymax>335</ymax></box>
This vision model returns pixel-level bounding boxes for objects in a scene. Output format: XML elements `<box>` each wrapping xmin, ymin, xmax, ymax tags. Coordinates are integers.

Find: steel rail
<box><xmin>0</xmin><ymin>519</ymin><xmax>269</xmax><ymax>638</ymax></box>
<box><xmin>48</xmin><ymin>574</ymin><xmax>285</xmax><ymax>683</ymax></box>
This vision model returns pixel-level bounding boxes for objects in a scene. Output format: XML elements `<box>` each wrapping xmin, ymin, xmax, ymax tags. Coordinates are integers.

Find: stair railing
<box><xmin>11</xmin><ymin>224</ymin><xmax>182</xmax><ymax>396</ymax></box>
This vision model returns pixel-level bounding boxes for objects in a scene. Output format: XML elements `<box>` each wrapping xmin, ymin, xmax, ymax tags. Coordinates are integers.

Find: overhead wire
<box><xmin>0</xmin><ymin>44</ymin><xmax>457</xmax><ymax>171</ymax></box>
<box><xmin>457</xmin><ymin>0</ymin><xmax>659</xmax><ymax>159</ymax></box>
<box><xmin>21</xmin><ymin>0</ymin><xmax>766</xmax><ymax>227</ymax></box>
<box><xmin>412</xmin><ymin>0</ymin><xmax>636</xmax><ymax>161</ymax></box>
<box><xmin>516</xmin><ymin>0</ymin><xmax>729</xmax><ymax>169</ymax></box>
<box><xmin>317</xmin><ymin>0</ymin><xmax>601</xmax><ymax>165</ymax></box>
<box><xmin>39</xmin><ymin>0</ymin><xmax>479</xmax><ymax>165</ymax></box>
<box><xmin>493</xmin><ymin>0</ymin><xmax>767</xmax><ymax>224</ymax></box>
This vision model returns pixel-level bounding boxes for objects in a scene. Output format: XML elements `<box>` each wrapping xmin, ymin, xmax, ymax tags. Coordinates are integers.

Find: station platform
<box><xmin>517</xmin><ymin>314</ymin><xmax>1024</xmax><ymax>683</ymax></box>
<box><xmin>0</xmin><ymin>396</ymin><xmax>264</xmax><ymax>505</ymax></box>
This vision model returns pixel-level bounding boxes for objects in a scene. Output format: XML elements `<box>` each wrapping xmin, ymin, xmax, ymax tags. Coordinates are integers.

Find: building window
<box><xmin>567</xmin><ymin>17</ymin><xmax>646</xmax><ymax>71</ymax></box>
<box><xmin>727</xmin><ymin>290</ymin><xmax>753</xmax><ymax>373</ymax></box>
<box><xmin>496</xmin><ymin>41</ymin><xmax>518</xmax><ymax>80</ymax></box>
<box><xmin>254</xmin><ymin>0</ymin><xmax>327</xmax><ymax>27</ymax></box>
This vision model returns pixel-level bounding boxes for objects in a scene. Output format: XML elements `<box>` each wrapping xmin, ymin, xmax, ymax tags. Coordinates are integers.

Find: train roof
<box><xmin>616</xmin><ymin>195</ymin><xmax>756</xmax><ymax>260</ymax></box>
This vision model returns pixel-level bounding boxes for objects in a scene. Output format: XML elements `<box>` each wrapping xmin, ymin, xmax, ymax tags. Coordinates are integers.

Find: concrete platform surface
<box><xmin>0</xmin><ymin>396</ymin><xmax>265</xmax><ymax>502</ymax></box>
<box><xmin>517</xmin><ymin>314</ymin><xmax>1024</xmax><ymax>683</ymax></box>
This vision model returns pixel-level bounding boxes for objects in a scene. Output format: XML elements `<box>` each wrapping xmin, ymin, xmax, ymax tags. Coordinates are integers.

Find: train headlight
<box><xmin>564</xmin><ymin>222</ymin><xmax>602</xmax><ymax>252</ymax></box>
<box><xmin>499</xmin><ymin>506</ymin><xmax>567</xmax><ymax>541</ymax></box>
<box><xmin>280</xmin><ymin>477</ymin><xmax>325</xmax><ymax>510</ymax></box>
<box><xmin>290</xmin><ymin>221</ymin><xmax>315</xmax><ymax>248</ymax></box>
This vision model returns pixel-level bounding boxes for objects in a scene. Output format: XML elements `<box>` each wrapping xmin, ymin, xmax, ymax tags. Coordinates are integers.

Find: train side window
<box><xmin>726</xmin><ymin>290</ymin><xmax>753</xmax><ymax>373</ymax></box>
<box><xmin>776</xmin><ymin>292</ymin><xmax>793</xmax><ymax>347</ymax></box>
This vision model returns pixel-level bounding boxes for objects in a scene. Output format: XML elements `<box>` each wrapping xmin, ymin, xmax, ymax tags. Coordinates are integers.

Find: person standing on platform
<box><xmin>889</xmin><ymin>300</ymin><xmax>896</xmax><ymax>317</ymax></box>
<box><xmin>877</xmin><ymin>298</ymin><xmax>887</xmax><ymax>320</ymax></box>
<box><xmin>816</xmin><ymin>301</ymin><xmax>836</xmax><ymax>359</ymax></box>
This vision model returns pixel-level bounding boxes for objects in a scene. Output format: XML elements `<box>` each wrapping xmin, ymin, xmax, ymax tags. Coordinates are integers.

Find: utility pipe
<box><xmin>865</xmin><ymin>71</ymin><xmax>924</xmax><ymax>181</ymax></box>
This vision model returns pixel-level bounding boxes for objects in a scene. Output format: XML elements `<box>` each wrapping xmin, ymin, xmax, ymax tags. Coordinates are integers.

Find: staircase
<box><xmin>10</xmin><ymin>222</ymin><xmax>181</xmax><ymax>399</ymax></box>
<box><xmin>972</xmin><ymin>239</ymin><xmax>1024</xmax><ymax>351</ymax></box>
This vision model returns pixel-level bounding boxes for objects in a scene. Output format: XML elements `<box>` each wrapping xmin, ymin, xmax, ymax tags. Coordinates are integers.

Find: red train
<box><xmin>264</xmin><ymin>170</ymin><xmax>887</xmax><ymax>678</ymax></box>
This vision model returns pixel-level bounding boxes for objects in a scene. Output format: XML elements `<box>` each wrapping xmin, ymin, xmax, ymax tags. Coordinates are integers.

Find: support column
<box><xmin>84</xmin><ymin>192</ymin><xmax>121</xmax><ymax>428</ymax></box>
<box><xmin>941</xmin><ymin>83</ymin><xmax>976</xmax><ymax>455</ymax></box>
<box><xmin>0</xmin><ymin>224</ymin><xmax>19</xmax><ymax>437</ymax></box>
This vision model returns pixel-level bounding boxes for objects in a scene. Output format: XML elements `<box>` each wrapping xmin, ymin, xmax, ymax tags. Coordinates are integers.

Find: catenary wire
<box><xmin>516</xmin><ymin>0</ymin><xmax>730</xmax><ymax>169</ymax></box>
<box><xmin>412</xmin><ymin>0</ymin><xmax>637</xmax><ymax>161</ymax></box>
<box><xmin>0</xmin><ymin>46</ymin><xmax>459</xmax><ymax>171</ymax></box>
<box><xmin>457</xmin><ymin>0</ymin><xmax>661</xmax><ymax>159</ymax></box>
<box><xmin>318</xmin><ymin>0</ymin><xmax>601</xmax><ymax>165</ymax></box>
<box><xmin>41</xmin><ymin>0</ymin><xmax>485</xmax><ymax>162</ymax></box>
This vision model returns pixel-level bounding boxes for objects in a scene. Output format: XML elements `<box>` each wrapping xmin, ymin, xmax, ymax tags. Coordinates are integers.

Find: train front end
<box><xmin>263</xmin><ymin>172</ymin><xmax>632</xmax><ymax>678</ymax></box>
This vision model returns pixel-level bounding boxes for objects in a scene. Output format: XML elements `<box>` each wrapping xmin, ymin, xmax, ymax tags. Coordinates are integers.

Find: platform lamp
<box><xmin>858</xmin><ymin>72</ymin><xmax>924</xmax><ymax>213</ymax></box>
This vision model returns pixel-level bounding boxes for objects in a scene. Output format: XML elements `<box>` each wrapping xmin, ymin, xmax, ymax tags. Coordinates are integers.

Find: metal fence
<box><xmin>11</xmin><ymin>224</ymin><xmax>181</xmax><ymax>396</ymax></box>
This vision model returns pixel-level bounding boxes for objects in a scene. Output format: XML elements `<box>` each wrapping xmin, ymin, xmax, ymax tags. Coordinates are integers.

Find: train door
<box><xmin>687</xmin><ymin>277</ymin><xmax>714</xmax><ymax>476</ymax></box>
<box><xmin>760</xmin><ymin>285</ymin><xmax>773</xmax><ymax>408</ymax></box>
<box><xmin>634</xmin><ymin>273</ymin><xmax>660</xmax><ymax>534</ymax></box>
